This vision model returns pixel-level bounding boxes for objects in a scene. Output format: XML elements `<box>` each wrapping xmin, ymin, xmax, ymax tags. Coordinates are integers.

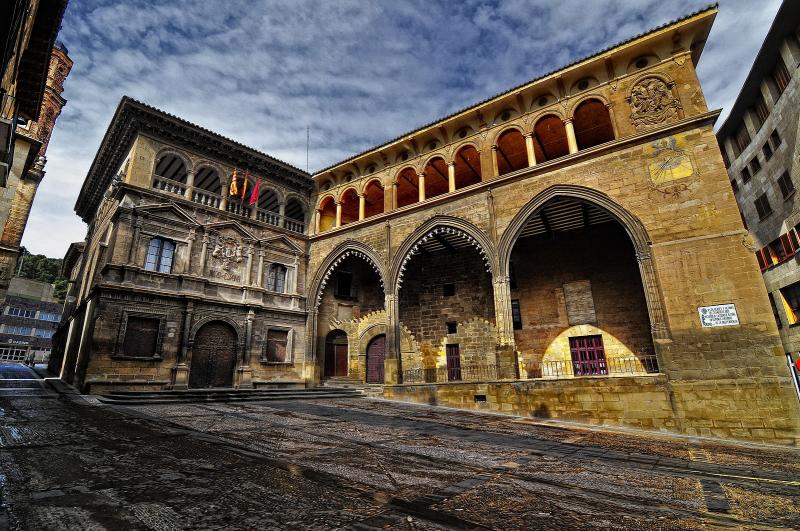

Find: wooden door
<box><xmin>189</xmin><ymin>321</ymin><xmax>238</xmax><ymax>388</ymax></box>
<box><xmin>335</xmin><ymin>344</ymin><xmax>348</xmax><ymax>376</ymax></box>
<box><xmin>365</xmin><ymin>335</ymin><xmax>385</xmax><ymax>384</ymax></box>
<box><xmin>324</xmin><ymin>342</ymin><xmax>336</xmax><ymax>378</ymax></box>
<box><xmin>446</xmin><ymin>344</ymin><xmax>461</xmax><ymax>381</ymax></box>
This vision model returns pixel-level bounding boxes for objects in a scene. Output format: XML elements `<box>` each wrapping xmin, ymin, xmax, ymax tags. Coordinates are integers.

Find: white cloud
<box><xmin>21</xmin><ymin>0</ymin><xmax>782</xmax><ymax>256</ymax></box>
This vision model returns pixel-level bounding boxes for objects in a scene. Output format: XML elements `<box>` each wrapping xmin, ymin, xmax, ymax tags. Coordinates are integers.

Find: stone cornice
<box><xmin>75</xmin><ymin>97</ymin><xmax>313</xmax><ymax>223</ymax></box>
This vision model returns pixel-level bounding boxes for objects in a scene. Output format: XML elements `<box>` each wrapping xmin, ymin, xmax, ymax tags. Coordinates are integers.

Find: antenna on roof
<box><xmin>306</xmin><ymin>125</ymin><xmax>310</xmax><ymax>173</ymax></box>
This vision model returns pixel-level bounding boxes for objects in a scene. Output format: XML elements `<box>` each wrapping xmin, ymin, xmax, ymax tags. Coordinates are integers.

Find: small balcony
<box><xmin>151</xmin><ymin>175</ymin><xmax>186</xmax><ymax>196</ymax></box>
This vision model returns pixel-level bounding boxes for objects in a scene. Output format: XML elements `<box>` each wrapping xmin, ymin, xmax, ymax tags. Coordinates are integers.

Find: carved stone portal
<box><xmin>628</xmin><ymin>77</ymin><xmax>682</xmax><ymax>130</ymax></box>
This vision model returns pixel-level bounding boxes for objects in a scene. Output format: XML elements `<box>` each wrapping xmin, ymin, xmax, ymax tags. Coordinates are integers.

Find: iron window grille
<box><xmin>569</xmin><ymin>335</ymin><xmax>608</xmax><ymax>376</ymax></box>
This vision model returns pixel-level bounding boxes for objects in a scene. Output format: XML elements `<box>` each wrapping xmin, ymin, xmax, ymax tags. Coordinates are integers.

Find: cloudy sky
<box><xmin>23</xmin><ymin>0</ymin><xmax>781</xmax><ymax>256</ymax></box>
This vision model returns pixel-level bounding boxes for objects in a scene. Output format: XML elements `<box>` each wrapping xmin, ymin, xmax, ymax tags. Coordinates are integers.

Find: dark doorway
<box><xmin>446</xmin><ymin>344</ymin><xmax>462</xmax><ymax>381</ymax></box>
<box><xmin>365</xmin><ymin>334</ymin><xmax>386</xmax><ymax>383</ymax></box>
<box><xmin>189</xmin><ymin>321</ymin><xmax>238</xmax><ymax>388</ymax></box>
<box><xmin>324</xmin><ymin>330</ymin><xmax>349</xmax><ymax>378</ymax></box>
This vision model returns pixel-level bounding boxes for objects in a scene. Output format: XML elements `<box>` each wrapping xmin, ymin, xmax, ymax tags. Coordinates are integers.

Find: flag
<box><xmin>229</xmin><ymin>169</ymin><xmax>239</xmax><ymax>196</ymax></box>
<box><xmin>240</xmin><ymin>171</ymin><xmax>249</xmax><ymax>201</ymax></box>
<box><xmin>248</xmin><ymin>176</ymin><xmax>261</xmax><ymax>206</ymax></box>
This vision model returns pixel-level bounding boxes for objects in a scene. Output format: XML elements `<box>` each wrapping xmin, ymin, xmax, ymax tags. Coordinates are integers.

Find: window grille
<box><xmin>38</xmin><ymin>312</ymin><xmax>60</xmax><ymax>322</ymax></box>
<box><xmin>569</xmin><ymin>335</ymin><xmax>608</xmax><ymax>376</ymax></box>
<box><xmin>144</xmin><ymin>238</ymin><xmax>175</xmax><ymax>273</ymax></box>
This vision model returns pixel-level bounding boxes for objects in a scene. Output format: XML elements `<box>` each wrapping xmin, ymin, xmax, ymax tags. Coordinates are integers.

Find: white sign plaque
<box><xmin>698</xmin><ymin>304</ymin><xmax>739</xmax><ymax>328</ymax></box>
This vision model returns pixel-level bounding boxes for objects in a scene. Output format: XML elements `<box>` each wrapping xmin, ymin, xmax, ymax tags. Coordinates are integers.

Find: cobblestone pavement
<box><xmin>1</xmin><ymin>365</ymin><xmax>799</xmax><ymax>529</ymax></box>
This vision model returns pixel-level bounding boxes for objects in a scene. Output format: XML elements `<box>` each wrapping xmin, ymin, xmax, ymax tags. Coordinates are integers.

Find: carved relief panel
<box><xmin>627</xmin><ymin>77</ymin><xmax>682</xmax><ymax>131</ymax></box>
<box><xmin>208</xmin><ymin>234</ymin><xmax>244</xmax><ymax>283</ymax></box>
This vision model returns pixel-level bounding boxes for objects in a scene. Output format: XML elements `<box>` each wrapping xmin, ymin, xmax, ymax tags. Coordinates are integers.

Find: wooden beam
<box><xmin>582</xmin><ymin>203</ymin><xmax>591</xmax><ymax>228</ymax></box>
<box><xmin>432</xmin><ymin>233</ymin><xmax>456</xmax><ymax>253</ymax></box>
<box><xmin>459</xmin><ymin>151</ymin><xmax>480</xmax><ymax>178</ymax></box>
<box><xmin>540</xmin><ymin>211</ymin><xmax>553</xmax><ymax>238</ymax></box>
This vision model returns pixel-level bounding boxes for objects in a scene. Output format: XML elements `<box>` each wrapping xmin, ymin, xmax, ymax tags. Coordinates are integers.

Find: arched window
<box><xmin>496</xmin><ymin>129</ymin><xmax>527</xmax><ymax>176</ymax></box>
<box><xmin>423</xmin><ymin>157</ymin><xmax>449</xmax><ymax>199</ymax></box>
<box><xmin>153</xmin><ymin>154</ymin><xmax>188</xmax><ymax>195</ymax></box>
<box><xmin>267</xmin><ymin>263</ymin><xmax>287</xmax><ymax>293</ymax></box>
<box><xmin>284</xmin><ymin>198</ymin><xmax>306</xmax><ymax>233</ymax></box>
<box><xmin>340</xmin><ymin>188</ymin><xmax>359</xmax><ymax>225</ymax></box>
<box><xmin>363</xmin><ymin>180</ymin><xmax>384</xmax><ymax>218</ymax></box>
<box><xmin>145</xmin><ymin>238</ymin><xmax>175</xmax><ymax>273</ymax></box>
<box><xmin>573</xmin><ymin>99</ymin><xmax>615</xmax><ymax>150</ymax></box>
<box><xmin>395</xmin><ymin>167</ymin><xmax>419</xmax><ymax>208</ymax></box>
<box><xmin>454</xmin><ymin>145</ymin><xmax>481</xmax><ymax>189</ymax></box>
<box><xmin>192</xmin><ymin>166</ymin><xmax>222</xmax><ymax>207</ymax></box>
<box><xmin>318</xmin><ymin>196</ymin><xmax>336</xmax><ymax>232</ymax></box>
<box><xmin>533</xmin><ymin>115</ymin><xmax>569</xmax><ymax>162</ymax></box>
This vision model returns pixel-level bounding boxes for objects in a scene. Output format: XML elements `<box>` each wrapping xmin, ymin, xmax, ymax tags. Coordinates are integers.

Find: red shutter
<box><xmin>781</xmin><ymin>234</ymin><xmax>795</xmax><ymax>259</ymax></box>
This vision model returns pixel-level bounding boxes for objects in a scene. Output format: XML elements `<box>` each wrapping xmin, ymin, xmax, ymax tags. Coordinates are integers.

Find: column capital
<box><xmin>491</xmin><ymin>144</ymin><xmax>498</xmax><ymax>151</ymax></box>
<box><xmin>522</xmin><ymin>132</ymin><xmax>534</xmax><ymax>139</ymax></box>
<box><xmin>562</xmin><ymin>117</ymin><xmax>574</xmax><ymax>125</ymax></box>
<box><xmin>446</xmin><ymin>160</ymin><xmax>456</xmax><ymax>167</ymax></box>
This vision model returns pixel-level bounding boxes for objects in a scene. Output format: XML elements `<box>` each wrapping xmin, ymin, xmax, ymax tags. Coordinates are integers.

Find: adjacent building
<box><xmin>53</xmin><ymin>5</ymin><xmax>800</xmax><ymax>443</ymax></box>
<box><xmin>0</xmin><ymin>0</ymin><xmax>71</xmax><ymax>305</ymax></box>
<box><xmin>716</xmin><ymin>0</ymin><xmax>800</xmax><ymax>386</ymax></box>
<box><xmin>0</xmin><ymin>276</ymin><xmax>61</xmax><ymax>363</ymax></box>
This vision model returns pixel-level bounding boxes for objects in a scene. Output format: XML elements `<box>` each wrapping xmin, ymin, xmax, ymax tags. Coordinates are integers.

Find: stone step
<box><xmin>98</xmin><ymin>387</ymin><xmax>363</xmax><ymax>405</ymax></box>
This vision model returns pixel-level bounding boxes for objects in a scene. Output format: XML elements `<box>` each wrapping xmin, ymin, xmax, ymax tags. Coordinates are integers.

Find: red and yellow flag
<box><xmin>229</xmin><ymin>169</ymin><xmax>239</xmax><ymax>196</ymax></box>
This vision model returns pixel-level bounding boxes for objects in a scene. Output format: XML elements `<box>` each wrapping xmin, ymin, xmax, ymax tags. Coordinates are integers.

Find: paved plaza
<box><xmin>0</xmin><ymin>363</ymin><xmax>799</xmax><ymax>530</ymax></box>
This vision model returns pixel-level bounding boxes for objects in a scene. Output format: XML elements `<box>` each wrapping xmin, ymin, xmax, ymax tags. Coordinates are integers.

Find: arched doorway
<box><xmin>324</xmin><ymin>330</ymin><xmax>349</xmax><ymax>378</ymax></box>
<box><xmin>365</xmin><ymin>334</ymin><xmax>386</xmax><ymax>383</ymax></box>
<box><xmin>189</xmin><ymin>321</ymin><xmax>238</xmax><ymax>388</ymax></box>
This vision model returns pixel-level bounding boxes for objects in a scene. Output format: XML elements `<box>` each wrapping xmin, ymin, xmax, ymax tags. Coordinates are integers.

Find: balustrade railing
<box><xmin>152</xmin><ymin>175</ymin><xmax>186</xmax><ymax>196</ymax></box>
<box><xmin>225</xmin><ymin>201</ymin><xmax>251</xmax><ymax>217</ymax></box>
<box><xmin>527</xmin><ymin>355</ymin><xmax>659</xmax><ymax>379</ymax></box>
<box><xmin>256</xmin><ymin>208</ymin><xmax>281</xmax><ymax>226</ymax></box>
<box><xmin>283</xmin><ymin>217</ymin><xmax>305</xmax><ymax>234</ymax></box>
<box><xmin>192</xmin><ymin>189</ymin><xmax>221</xmax><ymax>208</ymax></box>
<box><xmin>402</xmin><ymin>364</ymin><xmax>498</xmax><ymax>384</ymax></box>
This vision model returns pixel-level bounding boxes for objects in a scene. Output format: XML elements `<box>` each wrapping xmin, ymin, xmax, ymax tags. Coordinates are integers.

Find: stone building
<box><xmin>55</xmin><ymin>5</ymin><xmax>800</xmax><ymax>443</ymax></box>
<box><xmin>0</xmin><ymin>276</ymin><xmax>61</xmax><ymax>363</ymax></box>
<box><xmin>0</xmin><ymin>1</ymin><xmax>70</xmax><ymax>305</ymax></box>
<box><xmin>716</xmin><ymin>0</ymin><xmax>800</xmax><ymax>395</ymax></box>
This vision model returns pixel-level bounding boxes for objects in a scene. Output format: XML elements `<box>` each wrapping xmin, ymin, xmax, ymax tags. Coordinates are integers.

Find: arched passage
<box><xmin>363</xmin><ymin>180</ymin><xmax>384</xmax><ymax>219</ymax></box>
<box><xmin>189</xmin><ymin>320</ymin><xmax>238</xmax><ymax>388</ymax></box>
<box><xmin>284</xmin><ymin>198</ymin><xmax>306</xmax><ymax>233</ymax></box>
<box><xmin>424</xmin><ymin>157</ymin><xmax>449</xmax><ymax>199</ymax></box>
<box><xmin>153</xmin><ymin>154</ymin><xmax>189</xmax><ymax>195</ymax></box>
<box><xmin>395</xmin><ymin>167</ymin><xmax>419</xmax><ymax>208</ymax></box>
<box><xmin>454</xmin><ymin>145</ymin><xmax>481</xmax><ymax>189</ymax></box>
<box><xmin>573</xmin><ymin>99</ymin><xmax>615</xmax><ymax>150</ymax></box>
<box><xmin>340</xmin><ymin>188</ymin><xmax>359</xmax><ymax>225</ymax></box>
<box><xmin>318</xmin><ymin>196</ymin><xmax>336</xmax><ymax>232</ymax></box>
<box><xmin>395</xmin><ymin>224</ymin><xmax>497</xmax><ymax>381</ymax></box>
<box><xmin>313</xmin><ymin>245</ymin><xmax>387</xmax><ymax>381</ymax></box>
<box><xmin>504</xmin><ymin>194</ymin><xmax>657</xmax><ymax>379</ymax></box>
<box><xmin>496</xmin><ymin>129</ymin><xmax>527</xmax><ymax>176</ymax></box>
<box><xmin>534</xmin><ymin>115</ymin><xmax>569</xmax><ymax>161</ymax></box>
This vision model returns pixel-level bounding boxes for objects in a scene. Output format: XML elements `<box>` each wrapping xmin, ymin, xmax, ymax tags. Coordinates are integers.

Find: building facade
<box><xmin>0</xmin><ymin>1</ymin><xmax>70</xmax><ymax>305</ymax></box>
<box><xmin>55</xmin><ymin>5</ymin><xmax>800</xmax><ymax>443</ymax></box>
<box><xmin>716</xmin><ymin>1</ymin><xmax>800</xmax><ymax>393</ymax></box>
<box><xmin>0</xmin><ymin>276</ymin><xmax>60</xmax><ymax>363</ymax></box>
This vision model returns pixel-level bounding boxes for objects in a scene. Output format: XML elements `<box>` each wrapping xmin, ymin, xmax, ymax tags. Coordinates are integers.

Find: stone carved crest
<box><xmin>211</xmin><ymin>236</ymin><xmax>243</xmax><ymax>271</ymax></box>
<box><xmin>628</xmin><ymin>77</ymin><xmax>681</xmax><ymax>130</ymax></box>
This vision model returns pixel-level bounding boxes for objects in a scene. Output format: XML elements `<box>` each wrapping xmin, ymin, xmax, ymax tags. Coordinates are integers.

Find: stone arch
<box><xmin>310</xmin><ymin>241</ymin><xmax>387</xmax><ymax>309</ymax></box>
<box><xmin>533</xmin><ymin>113</ymin><xmax>569</xmax><ymax>162</ymax></box>
<box><xmin>337</xmin><ymin>185</ymin><xmax>359</xmax><ymax>203</ymax></box>
<box><xmin>494</xmin><ymin>127</ymin><xmax>528</xmax><ymax>176</ymax></box>
<box><xmin>154</xmin><ymin>148</ymin><xmax>192</xmax><ymax>176</ymax></box>
<box><xmin>394</xmin><ymin>166</ymin><xmax>420</xmax><ymax>209</ymax></box>
<box><xmin>571</xmin><ymin>97</ymin><xmax>616</xmax><ymax>150</ymax></box>
<box><xmin>567</xmin><ymin>93</ymin><xmax>611</xmax><ymax>116</ymax></box>
<box><xmin>189</xmin><ymin>315</ymin><xmax>244</xmax><ymax>349</ymax></box>
<box><xmin>488</xmin><ymin>124</ymin><xmax>525</xmax><ymax>148</ymax></box>
<box><xmin>317</xmin><ymin>195</ymin><xmax>337</xmax><ymax>233</ymax></box>
<box><xmin>422</xmin><ymin>156</ymin><xmax>449</xmax><ymax>200</ymax></box>
<box><xmin>359</xmin><ymin>323</ymin><xmax>388</xmax><ymax>352</ymax></box>
<box><xmin>362</xmin><ymin>179</ymin><xmax>384</xmax><ymax>219</ymax></box>
<box><xmin>453</xmin><ymin>143</ymin><xmax>482</xmax><ymax>189</ymax></box>
<box><xmin>498</xmin><ymin>184</ymin><xmax>669</xmax><ymax>340</ymax></box>
<box><xmin>390</xmin><ymin>216</ymin><xmax>497</xmax><ymax>292</ymax></box>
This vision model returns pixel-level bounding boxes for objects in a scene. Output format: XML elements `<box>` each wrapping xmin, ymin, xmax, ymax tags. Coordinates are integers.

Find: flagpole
<box><xmin>306</xmin><ymin>125</ymin><xmax>309</xmax><ymax>173</ymax></box>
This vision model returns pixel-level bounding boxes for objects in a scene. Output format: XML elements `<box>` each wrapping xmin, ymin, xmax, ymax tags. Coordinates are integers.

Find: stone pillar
<box><xmin>384</xmin><ymin>293</ymin><xmax>401</xmax><ymax>384</ymax></box>
<box><xmin>173</xmin><ymin>301</ymin><xmax>194</xmax><ymax>390</ymax></box>
<box><xmin>335</xmin><ymin>201</ymin><xmax>342</xmax><ymax>227</ymax></box>
<box><xmin>184</xmin><ymin>170</ymin><xmax>195</xmax><ymax>201</ymax></box>
<box><xmin>636</xmin><ymin>250</ymin><xmax>671</xmax><ymax>341</ymax></box>
<box><xmin>58</xmin><ymin>318</ymin><xmax>77</xmax><ymax>380</ymax></box>
<box><xmin>257</xmin><ymin>248</ymin><xmax>265</xmax><ymax>288</ymax></box>
<box><xmin>245</xmin><ymin>243</ymin><xmax>254</xmax><ymax>286</ymax></box>
<box><xmin>564</xmin><ymin>119</ymin><xmax>579</xmax><ymax>154</ymax></box>
<box><xmin>278</xmin><ymin>201</ymin><xmax>286</xmax><ymax>219</ymax></box>
<box><xmin>392</xmin><ymin>183</ymin><xmax>398</xmax><ymax>209</ymax></box>
<box><xmin>237</xmin><ymin>309</ymin><xmax>255</xmax><ymax>389</ymax></box>
<box><xmin>127</xmin><ymin>218</ymin><xmax>142</xmax><ymax>265</ymax></box>
<box><xmin>447</xmin><ymin>161</ymin><xmax>456</xmax><ymax>192</ymax></box>
<box><xmin>493</xmin><ymin>275</ymin><xmax>515</xmax><ymax>347</ymax></box>
<box><xmin>358</xmin><ymin>193</ymin><xmax>366</xmax><ymax>221</ymax></box>
<box><xmin>184</xmin><ymin>229</ymin><xmax>195</xmax><ymax>275</ymax></box>
<box><xmin>314</xmin><ymin>209</ymin><xmax>321</xmax><ymax>234</ymax></box>
<box><xmin>491</xmin><ymin>144</ymin><xmax>499</xmax><ymax>177</ymax></box>
<box><xmin>523</xmin><ymin>133</ymin><xmax>537</xmax><ymax>167</ymax></box>
<box><xmin>249</xmin><ymin>204</ymin><xmax>258</xmax><ymax>220</ymax></box>
<box><xmin>417</xmin><ymin>172</ymin><xmax>426</xmax><ymax>202</ymax></box>
<box><xmin>199</xmin><ymin>232</ymin><xmax>209</xmax><ymax>276</ymax></box>
<box><xmin>306</xmin><ymin>308</ymin><xmax>320</xmax><ymax>385</ymax></box>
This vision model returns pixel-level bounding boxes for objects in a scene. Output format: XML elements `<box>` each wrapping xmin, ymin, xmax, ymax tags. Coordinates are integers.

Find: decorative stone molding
<box><xmin>627</xmin><ymin>77</ymin><xmax>682</xmax><ymax>131</ymax></box>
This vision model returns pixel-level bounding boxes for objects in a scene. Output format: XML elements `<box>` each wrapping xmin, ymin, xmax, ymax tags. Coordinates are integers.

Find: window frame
<box><xmin>261</xmin><ymin>326</ymin><xmax>293</xmax><ymax>364</ymax></box>
<box><xmin>755</xmin><ymin>193</ymin><xmax>773</xmax><ymax>221</ymax></box>
<box><xmin>511</xmin><ymin>299</ymin><xmax>523</xmax><ymax>330</ymax></box>
<box><xmin>266</xmin><ymin>263</ymin><xmax>288</xmax><ymax>294</ymax></box>
<box><xmin>113</xmin><ymin>311</ymin><xmax>166</xmax><ymax>360</ymax></box>
<box><xmin>778</xmin><ymin>171</ymin><xmax>795</xmax><ymax>200</ymax></box>
<box><xmin>144</xmin><ymin>237</ymin><xmax>176</xmax><ymax>274</ymax></box>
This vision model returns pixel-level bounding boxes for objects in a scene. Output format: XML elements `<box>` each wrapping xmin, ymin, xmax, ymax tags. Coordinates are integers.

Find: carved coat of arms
<box><xmin>211</xmin><ymin>236</ymin><xmax>243</xmax><ymax>271</ymax></box>
<box><xmin>628</xmin><ymin>77</ymin><xmax>682</xmax><ymax>130</ymax></box>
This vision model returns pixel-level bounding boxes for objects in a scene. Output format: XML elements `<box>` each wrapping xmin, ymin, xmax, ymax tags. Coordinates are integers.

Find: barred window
<box><xmin>755</xmin><ymin>193</ymin><xmax>772</xmax><ymax>220</ymax></box>
<box><xmin>144</xmin><ymin>238</ymin><xmax>175</xmax><ymax>273</ymax></box>
<box><xmin>511</xmin><ymin>299</ymin><xmax>523</xmax><ymax>330</ymax></box>
<box><xmin>267</xmin><ymin>264</ymin><xmax>287</xmax><ymax>293</ymax></box>
<box><xmin>122</xmin><ymin>316</ymin><xmax>160</xmax><ymax>357</ymax></box>
<box><xmin>753</xmin><ymin>95</ymin><xmax>769</xmax><ymax>128</ymax></box>
<box><xmin>266</xmin><ymin>329</ymin><xmax>289</xmax><ymax>362</ymax></box>
<box><xmin>772</xmin><ymin>57</ymin><xmax>791</xmax><ymax>97</ymax></box>
<box><xmin>734</xmin><ymin>123</ymin><xmax>751</xmax><ymax>154</ymax></box>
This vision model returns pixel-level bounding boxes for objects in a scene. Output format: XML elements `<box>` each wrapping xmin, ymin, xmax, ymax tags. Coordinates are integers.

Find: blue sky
<box><xmin>23</xmin><ymin>0</ymin><xmax>782</xmax><ymax>256</ymax></box>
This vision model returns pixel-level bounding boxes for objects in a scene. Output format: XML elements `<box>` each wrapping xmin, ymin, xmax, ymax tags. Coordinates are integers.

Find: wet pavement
<box><xmin>0</xmin><ymin>363</ymin><xmax>799</xmax><ymax>530</ymax></box>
